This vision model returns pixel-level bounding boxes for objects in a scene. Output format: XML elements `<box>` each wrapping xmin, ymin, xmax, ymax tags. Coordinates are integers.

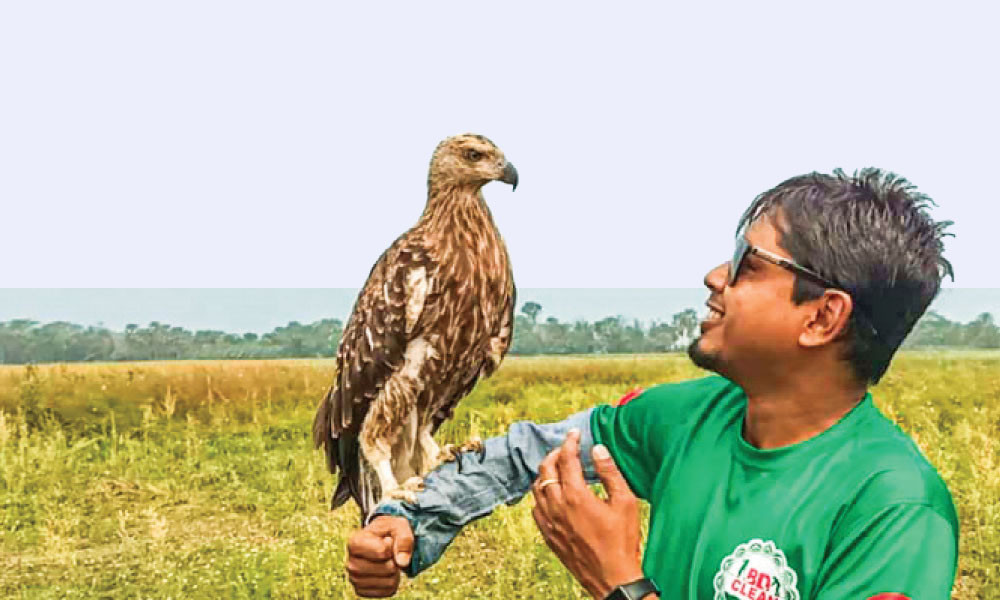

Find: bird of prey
<box><xmin>313</xmin><ymin>133</ymin><xmax>519</xmax><ymax>521</ymax></box>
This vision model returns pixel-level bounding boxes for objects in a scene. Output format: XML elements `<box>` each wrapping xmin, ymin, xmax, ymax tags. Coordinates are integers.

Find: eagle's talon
<box><xmin>401</xmin><ymin>476</ymin><xmax>425</xmax><ymax>492</ymax></box>
<box><xmin>438</xmin><ymin>436</ymin><xmax>485</xmax><ymax>463</ymax></box>
<box><xmin>387</xmin><ymin>487</ymin><xmax>419</xmax><ymax>504</ymax></box>
<box><xmin>438</xmin><ymin>444</ymin><xmax>460</xmax><ymax>463</ymax></box>
<box><xmin>462</xmin><ymin>435</ymin><xmax>484</xmax><ymax>455</ymax></box>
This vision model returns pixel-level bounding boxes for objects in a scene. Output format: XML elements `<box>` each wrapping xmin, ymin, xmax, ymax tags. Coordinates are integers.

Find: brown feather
<box><xmin>314</xmin><ymin>134</ymin><xmax>518</xmax><ymax>519</ymax></box>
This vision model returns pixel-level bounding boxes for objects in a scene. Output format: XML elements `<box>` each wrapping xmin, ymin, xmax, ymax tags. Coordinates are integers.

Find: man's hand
<box><xmin>345</xmin><ymin>516</ymin><xmax>414</xmax><ymax>598</ymax></box>
<box><xmin>531</xmin><ymin>429</ymin><xmax>645</xmax><ymax>600</ymax></box>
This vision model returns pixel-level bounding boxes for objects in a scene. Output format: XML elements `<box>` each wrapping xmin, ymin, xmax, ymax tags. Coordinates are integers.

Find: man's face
<box><xmin>688</xmin><ymin>215</ymin><xmax>814</xmax><ymax>381</ymax></box>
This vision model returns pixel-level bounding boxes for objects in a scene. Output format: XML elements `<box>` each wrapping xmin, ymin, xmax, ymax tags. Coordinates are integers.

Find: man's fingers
<box><xmin>537</xmin><ymin>448</ymin><xmax>559</xmax><ymax>481</ymax></box>
<box><xmin>366</xmin><ymin>516</ymin><xmax>408</xmax><ymax>539</ymax></box>
<box><xmin>533</xmin><ymin>448</ymin><xmax>564</xmax><ymax>505</ymax></box>
<box><xmin>531</xmin><ymin>504</ymin><xmax>555</xmax><ymax>542</ymax></box>
<box><xmin>388</xmin><ymin>520</ymin><xmax>414</xmax><ymax>568</ymax></box>
<box><xmin>555</xmin><ymin>428</ymin><xmax>587</xmax><ymax>490</ymax></box>
<box><xmin>592</xmin><ymin>444</ymin><xmax>635</xmax><ymax>503</ymax></box>
<box><xmin>353</xmin><ymin>578</ymin><xmax>400</xmax><ymax>599</ymax></box>
<box><xmin>348</xmin><ymin>529</ymin><xmax>393</xmax><ymax>562</ymax></box>
<box><xmin>348</xmin><ymin>565</ymin><xmax>400</xmax><ymax>598</ymax></box>
<box><xmin>364</xmin><ymin>516</ymin><xmax>413</xmax><ymax>567</ymax></box>
<box><xmin>354</xmin><ymin>588</ymin><xmax>393</xmax><ymax>599</ymax></box>
<box><xmin>350</xmin><ymin>569</ymin><xmax>400</xmax><ymax>584</ymax></box>
<box><xmin>346</xmin><ymin>518</ymin><xmax>410</xmax><ymax>597</ymax></box>
<box><xmin>531</xmin><ymin>504</ymin><xmax>546</xmax><ymax>531</ymax></box>
<box><xmin>347</xmin><ymin>556</ymin><xmax>401</xmax><ymax>598</ymax></box>
<box><xmin>346</xmin><ymin>556</ymin><xmax>397</xmax><ymax>578</ymax></box>
<box><xmin>532</xmin><ymin>504</ymin><xmax>570</xmax><ymax>559</ymax></box>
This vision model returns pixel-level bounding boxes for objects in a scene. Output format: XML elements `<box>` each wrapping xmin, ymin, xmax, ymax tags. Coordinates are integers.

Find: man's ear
<box><xmin>799</xmin><ymin>290</ymin><xmax>854</xmax><ymax>348</ymax></box>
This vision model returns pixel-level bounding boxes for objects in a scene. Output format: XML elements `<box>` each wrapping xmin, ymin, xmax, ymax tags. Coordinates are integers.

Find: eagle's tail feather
<box><xmin>312</xmin><ymin>386</ymin><xmax>336</xmax><ymax>473</ymax></box>
<box><xmin>358</xmin><ymin>465</ymin><xmax>381</xmax><ymax>526</ymax></box>
<box><xmin>330</xmin><ymin>474</ymin><xmax>354</xmax><ymax>510</ymax></box>
<box><xmin>334</xmin><ymin>432</ymin><xmax>377</xmax><ymax>524</ymax></box>
<box><xmin>313</xmin><ymin>384</ymin><xmax>380</xmax><ymax>524</ymax></box>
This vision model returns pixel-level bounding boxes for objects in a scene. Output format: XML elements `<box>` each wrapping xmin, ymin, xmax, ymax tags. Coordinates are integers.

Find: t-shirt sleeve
<box><xmin>813</xmin><ymin>502</ymin><xmax>958</xmax><ymax>599</ymax></box>
<box><xmin>590</xmin><ymin>376</ymin><xmax>737</xmax><ymax>501</ymax></box>
<box><xmin>590</xmin><ymin>392</ymin><xmax>661</xmax><ymax>500</ymax></box>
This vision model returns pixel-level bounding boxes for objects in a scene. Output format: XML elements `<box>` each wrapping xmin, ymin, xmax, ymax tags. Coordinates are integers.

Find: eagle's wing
<box><xmin>486</xmin><ymin>278</ymin><xmax>516</xmax><ymax>376</ymax></box>
<box><xmin>312</xmin><ymin>240</ymin><xmax>434</xmax><ymax>498</ymax></box>
<box><xmin>431</xmin><ymin>277</ymin><xmax>516</xmax><ymax>433</ymax></box>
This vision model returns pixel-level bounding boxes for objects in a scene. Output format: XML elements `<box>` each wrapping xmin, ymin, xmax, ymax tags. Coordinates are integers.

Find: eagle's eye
<box><xmin>465</xmin><ymin>149</ymin><xmax>483</xmax><ymax>162</ymax></box>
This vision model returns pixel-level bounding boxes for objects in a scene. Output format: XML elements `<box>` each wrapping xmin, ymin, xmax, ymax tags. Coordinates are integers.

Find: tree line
<box><xmin>0</xmin><ymin>303</ymin><xmax>996</xmax><ymax>365</ymax></box>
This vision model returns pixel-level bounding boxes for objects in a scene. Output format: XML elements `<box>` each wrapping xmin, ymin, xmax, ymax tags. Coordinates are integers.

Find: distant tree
<box><xmin>538</xmin><ymin>317</ymin><xmax>570</xmax><ymax>353</ymax></box>
<box><xmin>521</xmin><ymin>301</ymin><xmax>542</xmax><ymax>324</ymax></box>
<box><xmin>594</xmin><ymin>316</ymin><xmax>625</xmax><ymax>353</ymax></box>
<box><xmin>671</xmin><ymin>309</ymin><xmax>699</xmax><ymax>349</ymax></box>
<box><xmin>510</xmin><ymin>315</ymin><xmax>542</xmax><ymax>354</ymax></box>
<box><xmin>904</xmin><ymin>311</ymin><xmax>952</xmax><ymax>347</ymax></box>
<box><xmin>3</xmin><ymin>305</ymin><xmax>995</xmax><ymax>364</ymax></box>
<box><xmin>964</xmin><ymin>312</ymin><xmax>1000</xmax><ymax>348</ymax></box>
<box><xmin>647</xmin><ymin>321</ymin><xmax>678</xmax><ymax>352</ymax></box>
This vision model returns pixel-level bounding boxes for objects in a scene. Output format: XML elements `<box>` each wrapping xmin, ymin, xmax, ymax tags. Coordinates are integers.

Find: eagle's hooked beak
<box><xmin>500</xmin><ymin>161</ymin><xmax>518</xmax><ymax>191</ymax></box>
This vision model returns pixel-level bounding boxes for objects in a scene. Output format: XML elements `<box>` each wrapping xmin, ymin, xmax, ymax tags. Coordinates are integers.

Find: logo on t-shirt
<box><xmin>713</xmin><ymin>538</ymin><xmax>800</xmax><ymax>600</ymax></box>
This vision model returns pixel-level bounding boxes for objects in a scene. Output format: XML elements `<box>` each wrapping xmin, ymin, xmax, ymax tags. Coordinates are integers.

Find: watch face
<box><xmin>607</xmin><ymin>578</ymin><xmax>659</xmax><ymax>600</ymax></box>
<box><xmin>605</xmin><ymin>588</ymin><xmax>628</xmax><ymax>600</ymax></box>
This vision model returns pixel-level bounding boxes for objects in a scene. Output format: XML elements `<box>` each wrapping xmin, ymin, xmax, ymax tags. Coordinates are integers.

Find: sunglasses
<box><xmin>729</xmin><ymin>236</ymin><xmax>880</xmax><ymax>339</ymax></box>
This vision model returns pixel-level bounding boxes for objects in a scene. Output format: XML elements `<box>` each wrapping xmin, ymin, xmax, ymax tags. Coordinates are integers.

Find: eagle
<box><xmin>313</xmin><ymin>133</ymin><xmax>519</xmax><ymax>521</ymax></box>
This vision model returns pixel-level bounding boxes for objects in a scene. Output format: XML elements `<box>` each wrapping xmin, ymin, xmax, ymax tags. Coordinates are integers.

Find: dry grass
<box><xmin>0</xmin><ymin>353</ymin><xmax>997</xmax><ymax>598</ymax></box>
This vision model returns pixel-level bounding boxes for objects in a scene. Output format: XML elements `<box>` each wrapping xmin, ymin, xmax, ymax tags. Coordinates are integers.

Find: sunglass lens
<box><xmin>729</xmin><ymin>238</ymin><xmax>748</xmax><ymax>285</ymax></box>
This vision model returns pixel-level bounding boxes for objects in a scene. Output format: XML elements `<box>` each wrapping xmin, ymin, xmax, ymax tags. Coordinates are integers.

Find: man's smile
<box><xmin>702</xmin><ymin>300</ymin><xmax>725</xmax><ymax>331</ymax></box>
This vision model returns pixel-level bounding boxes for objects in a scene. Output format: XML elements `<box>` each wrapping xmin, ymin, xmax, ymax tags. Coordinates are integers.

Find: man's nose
<box><xmin>704</xmin><ymin>262</ymin><xmax>729</xmax><ymax>292</ymax></box>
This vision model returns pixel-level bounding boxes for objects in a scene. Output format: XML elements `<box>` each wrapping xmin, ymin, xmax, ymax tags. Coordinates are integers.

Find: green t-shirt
<box><xmin>591</xmin><ymin>375</ymin><xmax>958</xmax><ymax>600</ymax></box>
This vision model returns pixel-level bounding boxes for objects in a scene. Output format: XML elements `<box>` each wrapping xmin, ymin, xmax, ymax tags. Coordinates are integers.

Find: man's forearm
<box><xmin>371</xmin><ymin>408</ymin><xmax>599</xmax><ymax>576</ymax></box>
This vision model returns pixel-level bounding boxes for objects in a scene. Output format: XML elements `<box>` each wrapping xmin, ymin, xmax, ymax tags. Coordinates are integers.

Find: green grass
<box><xmin>0</xmin><ymin>353</ymin><xmax>997</xmax><ymax>598</ymax></box>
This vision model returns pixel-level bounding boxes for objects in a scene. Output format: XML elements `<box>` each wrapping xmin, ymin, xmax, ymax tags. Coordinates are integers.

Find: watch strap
<box><xmin>604</xmin><ymin>577</ymin><xmax>660</xmax><ymax>600</ymax></box>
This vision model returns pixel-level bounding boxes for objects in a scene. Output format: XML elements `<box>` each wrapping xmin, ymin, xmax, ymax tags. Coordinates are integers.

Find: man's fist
<box><xmin>345</xmin><ymin>516</ymin><xmax>414</xmax><ymax>598</ymax></box>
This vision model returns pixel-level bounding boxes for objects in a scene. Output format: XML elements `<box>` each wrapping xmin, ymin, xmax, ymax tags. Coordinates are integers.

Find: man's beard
<box><xmin>687</xmin><ymin>335</ymin><xmax>724</xmax><ymax>374</ymax></box>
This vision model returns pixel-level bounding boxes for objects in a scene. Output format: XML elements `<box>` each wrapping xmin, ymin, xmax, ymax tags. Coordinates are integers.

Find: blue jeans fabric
<box><xmin>371</xmin><ymin>408</ymin><xmax>599</xmax><ymax>577</ymax></box>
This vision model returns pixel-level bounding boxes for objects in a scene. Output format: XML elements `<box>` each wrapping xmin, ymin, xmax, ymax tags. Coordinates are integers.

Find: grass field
<box><xmin>0</xmin><ymin>353</ymin><xmax>997</xmax><ymax>598</ymax></box>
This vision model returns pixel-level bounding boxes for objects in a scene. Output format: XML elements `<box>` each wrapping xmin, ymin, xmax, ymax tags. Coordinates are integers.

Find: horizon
<box><xmin>1</xmin><ymin>288</ymin><xmax>997</xmax><ymax>334</ymax></box>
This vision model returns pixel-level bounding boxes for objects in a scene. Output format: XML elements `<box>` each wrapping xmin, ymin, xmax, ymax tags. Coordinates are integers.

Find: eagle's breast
<box><xmin>412</xmin><ymin>194</ymin><xmax>513</xmax><ymax>423</ymax></box>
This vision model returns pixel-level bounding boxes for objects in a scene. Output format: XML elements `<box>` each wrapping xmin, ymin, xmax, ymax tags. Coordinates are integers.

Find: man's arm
<box><xmin>370</xmin><ymin>408</ymin><xmax>600</xmax><ymax>577</ymax></box>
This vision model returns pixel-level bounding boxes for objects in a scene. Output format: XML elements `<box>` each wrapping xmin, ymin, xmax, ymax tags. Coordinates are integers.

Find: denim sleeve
<box><xmin>370</xmin><ymin>408</ymin><xmax>599</xmax><ymax>577</ymax></box>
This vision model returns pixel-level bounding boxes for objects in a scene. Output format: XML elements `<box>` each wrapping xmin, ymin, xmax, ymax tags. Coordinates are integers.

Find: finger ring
<box><xmin>537</xmin><ymin>478</ymin><xmax>560</xmax><ymax>491</ymax></box>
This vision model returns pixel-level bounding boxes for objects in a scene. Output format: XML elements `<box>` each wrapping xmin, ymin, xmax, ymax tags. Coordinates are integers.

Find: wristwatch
<box><xmin>603</xmin><ymin>577</ymin><xmax>661</xmax><ymax>600</ymax></box>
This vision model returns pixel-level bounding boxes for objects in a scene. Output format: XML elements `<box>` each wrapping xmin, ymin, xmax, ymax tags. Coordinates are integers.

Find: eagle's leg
<box><xmin>358</xmin><ymin>399</ymin><xmax>408</xmax><ymax>507</ymax></box>
<box><xmin>416</xmin><ymin>427</ymin><xmax>445</xmax><ymax>474</ymax></box>
<box><xmin>394</xmin><ymin>476</ymin><xmax>425</xmax><ymax>501</ymax></box>
<box><xmin>359</xmin><ymin>341</ymin><xmax>431</xmax><ymax>508</ymax></box>
<box><xmin>359</xmin><ymin>433</ymin><xmax>401</xmax><ymax>504</ymax></box>
<box><xmin>387</xmin><ymin>412</ymin><xmax>423</xmax><ymax>504</ymax></box>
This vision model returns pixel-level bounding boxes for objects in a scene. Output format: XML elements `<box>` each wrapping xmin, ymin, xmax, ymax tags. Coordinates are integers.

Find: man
<box><xmin>343</xmin><ymin>169</ymin><xmax>959</xmax><ymax>599</ymax></box>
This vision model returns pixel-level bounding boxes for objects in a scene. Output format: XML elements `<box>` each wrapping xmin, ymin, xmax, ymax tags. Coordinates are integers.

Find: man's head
<box><xmin>689</xmin><ymin>168</ymin><xmax>953</xmax><ymax>386</ymax></box>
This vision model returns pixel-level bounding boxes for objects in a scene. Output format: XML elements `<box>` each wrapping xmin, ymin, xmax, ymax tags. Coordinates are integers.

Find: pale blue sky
<box><xmin>1</xmin><ymin>2</ymin><xmax>996</xmax><ymax>288</ymax></box>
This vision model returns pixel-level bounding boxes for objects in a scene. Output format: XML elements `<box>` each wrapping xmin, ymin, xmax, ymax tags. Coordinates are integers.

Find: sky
<box><xmin>1</xmin><ymin>2</ymin><xmax>997</xmax><ymax>292</ymax></box>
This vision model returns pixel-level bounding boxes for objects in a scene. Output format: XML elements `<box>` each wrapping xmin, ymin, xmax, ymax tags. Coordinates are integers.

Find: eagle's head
<box><xmin>428</xmin><ymin>134</ymin><xmax>518</xmax><ymax>192</ymax></box>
